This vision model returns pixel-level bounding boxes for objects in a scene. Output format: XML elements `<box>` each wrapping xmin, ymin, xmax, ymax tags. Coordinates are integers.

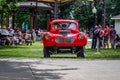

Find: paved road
<box><xmin>0</xmin><ymin>59</ymin><xmax>120</xmax><ymax>80</ymax></box>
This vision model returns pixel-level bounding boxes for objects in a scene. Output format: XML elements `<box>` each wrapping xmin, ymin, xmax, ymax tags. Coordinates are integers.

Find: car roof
<box><xmin>49</xmin><ymin>19</ymin><xmax>80</xmax><ymax>31</ymax></box>
<box><xmin>50</xmin><ymin>19</ymin><xmax>78</xmax><ymax>24</ymax></box>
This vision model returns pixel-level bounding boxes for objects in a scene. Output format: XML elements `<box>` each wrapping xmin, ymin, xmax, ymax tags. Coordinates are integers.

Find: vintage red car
<box><xmin>42</xmin><ymin>19</ymin><xmax>87</xmax><ymax>58</ymax></box>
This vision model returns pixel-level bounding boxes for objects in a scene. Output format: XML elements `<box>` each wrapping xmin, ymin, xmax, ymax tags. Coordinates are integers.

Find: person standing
<box><xmin>94</xmin><ymin>25</ymin><xmax>104</xmax><ymax>53</ymax></box>
<box><xmin>97</xmin><ymin>25</ymin><xmax>104</xmax><ymax>48</ymax></box>
<box><xmin>31</xmin><ymin>29</ymin><xmax>36</xmax><ymax>43</ymax></box>
<box><xmin>104</xmin><ymin>25</ymin><xmax>110</xmax><ymax>48</ymax></box>
<box><xmin>110</xmin><ymin>25</ymin><xmax>116</xmax><ymax>48</ymax></box>
<box><xmin>91</xmin><ymin>25</ymin><xmax>97</xmax><ymax>49</ymax></box>
<box><xmin>114</xmin><ymin>34</ymin><xmax>120</xmax><ymax>48</ymax></box>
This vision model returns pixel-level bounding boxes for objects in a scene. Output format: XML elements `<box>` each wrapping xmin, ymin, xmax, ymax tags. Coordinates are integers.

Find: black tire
<box><xmin>43</xmin><ymin>47</ymin><xmax>50</xmax><ymax>58</ymax></box>
<box><xmin>77</xmin><ymin>47</ymin><xmax>85</xmax><ymax>58</ymax></box>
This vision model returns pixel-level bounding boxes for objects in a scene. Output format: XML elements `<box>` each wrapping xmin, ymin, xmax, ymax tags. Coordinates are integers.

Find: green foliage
<box><xmin>36</xmin><ymin>13</ymin><xmax>48</xmax><ymax>29</ymax></box>
<box><xmin>60</xmin><ymin>0</ymin><xmax>120</xmax><ymax>28</ymax></box>
<box><xmin>60</xmin><ymin>0</ymin><xmax>94</xmax><ymax>28</ymax></box>
<box><xmin>0</xmin><ymin>0</ymin><xmax>18</xmax><ymax>25</ymax></box>
<box><xmin>15</xmin><ymin>13</ymin><xmax>30</xmax><ymax>27</ymax></box>
<box><xmin>0</xmin><ymin>0</ymin><xmax>18</xmax><ymax>16</ymax></box>
<box><xmin>1</xmin><ymin>0</ymin><xmax>120</xmax><ymax>29</ymax></box>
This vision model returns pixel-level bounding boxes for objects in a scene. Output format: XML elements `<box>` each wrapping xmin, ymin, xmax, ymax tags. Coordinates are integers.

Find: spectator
<box><xmin>86</xmin><ymin>28</ymin><xmax>90</xmax><ymax>37</ymax></box>
<box><xmin>104</xmin><ymin>25</ymin><xmax>110</xmax><ymax>48</ymax></box>
<box><xmin>99</xmin><ymin>25</ymin><xmax>104</xmax><ymax>48</ymax></box>
<box><xmin>8</xmin><ymin>27</ymin><xmax>14</xmax><ymax>36</ymax></box>
<box><xmin>31</xmin><ymin>29</ymin><xmax>36</xmax><ymax>43</ymax></box>
<box><xmin>0</xmin><ymin>26</ymin><xmax>11</xmax><ymax>45</ymax></box>
<box><xmin>24</xmin><ymin>31</ymin><xmax>32</xmax><ymax>45</ymax></box>
<box><xmin>91</xmin><ymin>25</ymin><xmax>97</xmax><ymax>49</ymax></box>
<box><xmin>114</xmin><ymin>34</ymin><xmax>120</xmax><ymax>48</ymax></box>
<box><xmin>36</xmin><ymin>29</ymin><xmax>42</xmax><ymax>40</ymax></box>
<box><xmin>95</xmin><ymin>25</ymin><xmax>104</xmax><ymax>48</ymax></box>
<box><xmin>12</xmin><ymin>34</ymin><xmax>19</xmax><ymax>46</ymax></box>
<box><xmin>18</xmin><ymin>35</ymin><xmax>25</xmax><ymax>45</ymax></box>
<box><xmin>110</xmin><ymin>25</ymin><xmax>116</xmax><ymax>48</ymax></box>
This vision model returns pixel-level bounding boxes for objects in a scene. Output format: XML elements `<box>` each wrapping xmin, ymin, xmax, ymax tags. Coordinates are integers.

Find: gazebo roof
<box><xmin>111</xmin><ymin>14</ymin><xmax>120</xmax><ymax>20</ymax></box>
<box><xmin>37</xmin><ymin>0</ymin><xmax>74</xmax><ymax>3</ymax></box>
<box><xmin>17</xmin><ymin>2</ymin><xmax>52</xmax><ymax>10</ymax></box>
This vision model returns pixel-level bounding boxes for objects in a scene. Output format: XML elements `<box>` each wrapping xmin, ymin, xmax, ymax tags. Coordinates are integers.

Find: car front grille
<box><xmin>66</xmin><ymin>37</ymin><xmax>74</xmax><ymax>43</ymax></box>
<box><xmin>55</xmin><ymin>37</ymin><xmax>64</xmax><ymax>43</ymax></box>
<box><xmin>55</xmin><ymin>37</ymin><xmax>74</xmax><ymax>44</ymax></box>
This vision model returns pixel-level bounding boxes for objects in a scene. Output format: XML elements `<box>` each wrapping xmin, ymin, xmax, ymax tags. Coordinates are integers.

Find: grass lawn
<box><xmin>0</xmin><ymin>41</ymin><xmax>120</xmax><ymax>59</ymax></box>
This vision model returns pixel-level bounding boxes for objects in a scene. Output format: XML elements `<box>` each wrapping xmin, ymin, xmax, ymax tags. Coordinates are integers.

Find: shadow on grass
<box><xmin>0</xmin><ymin>45</ymin><xmax>32</xmax><ymax>49</ymax></box>
<box><xmin>0</xmin><ymin>45</ymin><xmax>29</xmax><ymax>49</ymax></box>
<box><xmin>0</xmin><ymin>42</ymin><xmax>42</xmax><ymax>50</ymax></box>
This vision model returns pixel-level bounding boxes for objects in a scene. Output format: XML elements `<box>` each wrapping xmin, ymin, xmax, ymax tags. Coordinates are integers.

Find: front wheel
<box><xmin>43</xmin><ymin>47</ymin><xmax>50</xmax><ymax>58</ymax></box>
<box><xmin>77</xmin><ymin>47</ymin><xmax>85</xmax><ymax>58</ymax></box>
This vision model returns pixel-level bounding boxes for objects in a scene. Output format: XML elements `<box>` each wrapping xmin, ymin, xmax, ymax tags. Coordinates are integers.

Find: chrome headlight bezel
<box><xmin>79</xmin><ymin>33</ymin><xmax>84</xmax><ymax>39</ymax></box>
<box><xmin>45</xmin><ymin>33</ymin><xmax>51</xmax><ymax>39</ymax></box>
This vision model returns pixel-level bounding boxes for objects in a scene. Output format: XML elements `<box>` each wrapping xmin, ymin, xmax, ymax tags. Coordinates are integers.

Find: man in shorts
<box><xmin>104</xmin><ymin>25</ymin><xmax>110</xmax><ymax>48</ymax></box>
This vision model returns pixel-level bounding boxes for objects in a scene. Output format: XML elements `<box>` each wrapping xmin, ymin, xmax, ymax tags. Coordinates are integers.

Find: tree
<box><xmin>0</xmin><ymin>0</ymin><xmax>18</xmax><ymax>27</ymax></box>
<box><xmin>59</xmin><ymin>0</ymin><xmax>120</xmax><ymax>29</ymax></box>
<box><xmin>60</xmin><ymin>0</ymin><xmax>94</xmax><ymax>28</ymax></box>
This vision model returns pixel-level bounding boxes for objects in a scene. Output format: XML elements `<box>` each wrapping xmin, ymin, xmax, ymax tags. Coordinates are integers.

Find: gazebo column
<box><xmin>54</xmin><ymin>0</ymin><xmax>58</xmax><ymax>19</ymax></box>
<box><xmin>33</xmin><ymin>14</ymin><xmax>37</xmax><ymax>29</ymax></box>
<box><xmin>30</xmin><ymin>12</ymin><xmax>34</xmax><ymax>30</ymax></box>
<box><xmin>6</xmin><ymin>15</ymin><xmax>9</xmax><ymax>29</ymax></box>
<box><xmin>12</xmin><ymin>14</ymin><xmax>15</xmax><ymax>29</ymax></box>
<box><xmin>47</xmin><ymin>13</ymin><xmax>50</xmax><ymax>30</ymax></box>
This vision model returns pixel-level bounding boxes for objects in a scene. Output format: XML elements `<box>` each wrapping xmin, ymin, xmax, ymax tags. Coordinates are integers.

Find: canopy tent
<box><xmin>36</xmin><ymin>0</ymin><xmax>74</xmax><ymax>19</ymax></box>
<box><xmin>17</xmin><ymin>2</ymin><xmax>52</xmax><ymax>13</ymax></box>
<box><xmin>17</xmin><ymin>2</ymin><xmax>52</xmax><ymax>10</ymax></box>
<box><xmin>37</xmin><ymin>0</ymin><xmax>74</xmax><ymax>3</ymax></box>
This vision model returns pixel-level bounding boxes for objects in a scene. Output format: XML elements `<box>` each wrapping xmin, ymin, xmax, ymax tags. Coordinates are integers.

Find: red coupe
<box><xmin>42</xmin><ymin>19</ymin><xmax>87</xmax><ymax>58</ymax></box>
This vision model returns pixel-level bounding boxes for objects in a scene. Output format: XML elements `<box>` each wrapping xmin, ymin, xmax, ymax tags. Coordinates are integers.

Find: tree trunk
<box><xmin>6</xmin><ymin>15</ymin><xmax>9</xmax><ymax>29</ymax></box>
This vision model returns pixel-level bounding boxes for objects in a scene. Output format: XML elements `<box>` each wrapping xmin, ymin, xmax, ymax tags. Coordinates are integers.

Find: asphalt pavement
<box><xmin>0</xmin><ymin>59</ymin><xmax>120</xmax><ymax>80</ymax></box>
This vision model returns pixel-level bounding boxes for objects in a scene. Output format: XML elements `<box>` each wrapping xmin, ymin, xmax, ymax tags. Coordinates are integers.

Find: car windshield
<box><xmin>52</xmin><ymin>22</ymin><xmax>77</xmax><ymax>30</ymax></box>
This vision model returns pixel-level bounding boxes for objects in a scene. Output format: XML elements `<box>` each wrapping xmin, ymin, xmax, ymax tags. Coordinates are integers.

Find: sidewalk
<box><xmin>0</xmin><ymin>59</ymin><xmax>120</xmax><ymax>80</ymax></box>
<box><xmin>0</xmin><ymin>59</ymin><xmax>35</xmax><ymax>80</ymax></box>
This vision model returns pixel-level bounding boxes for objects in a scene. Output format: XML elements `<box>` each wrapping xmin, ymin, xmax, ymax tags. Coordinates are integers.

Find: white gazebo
<box><xmin>111</xmin><ymin>14</ymin><xmax>120</xmax><ymax>35</ymax></box>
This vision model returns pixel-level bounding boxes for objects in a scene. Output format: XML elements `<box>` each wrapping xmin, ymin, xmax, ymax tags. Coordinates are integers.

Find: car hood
<box><xmin>50</xmin><ymin>29</ymin><xmax>79</xmax><ymax>36</ymax></box>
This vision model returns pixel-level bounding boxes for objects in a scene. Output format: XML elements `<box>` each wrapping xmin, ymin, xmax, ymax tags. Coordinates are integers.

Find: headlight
<box><xmin>79</xmin><ymin>33</ymin><xmax>84</xmax><ymax>39</ymax></box>
<box><xmin>45</xmin><ymin>33</ymin><xmax>51</xmax><ymax>39</ymax></box>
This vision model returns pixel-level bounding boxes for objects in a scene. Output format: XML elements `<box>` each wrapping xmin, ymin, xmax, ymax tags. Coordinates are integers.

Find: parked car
<box><xmin>0</xmin><ymin>29</ymin><xmax>9</xmax><ymax>36</ymax></box>
<box><xmin>0</xmin><ymin>29</ymin><xmax>10</xmax><ymax>45</ymax></box>
<box><xmin>42</xmin><ymin>20</ymin><xmax>87</xmax><ymax>58</ymax></box>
